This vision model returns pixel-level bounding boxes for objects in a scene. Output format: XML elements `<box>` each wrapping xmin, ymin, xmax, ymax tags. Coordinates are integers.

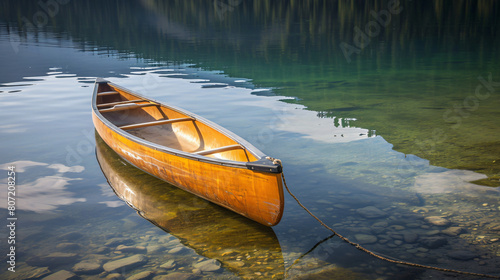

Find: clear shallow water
<box><xmin>1</xmin><ymin>1</ymin><xmax>499</xmax><ymax>279</ymax></box>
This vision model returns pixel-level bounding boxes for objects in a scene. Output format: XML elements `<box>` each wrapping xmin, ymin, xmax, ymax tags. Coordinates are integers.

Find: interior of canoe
<box><xmin>95</xmin><ymin>83</ymin><xmax>259</xmax><ymax>163</ymax></box>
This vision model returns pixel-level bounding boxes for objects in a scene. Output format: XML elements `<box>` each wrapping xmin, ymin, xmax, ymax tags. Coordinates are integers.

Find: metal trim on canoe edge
<box><xmin>92</xmin><ymin>78</ymin><xmax>282</xmax><ymax>174</ymax></box>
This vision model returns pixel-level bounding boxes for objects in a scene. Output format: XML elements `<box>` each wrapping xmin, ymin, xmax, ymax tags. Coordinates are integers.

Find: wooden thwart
<box><xmin>97</xmin><ymin>99</ymin><xmax>146</xmax><ymax>108</ymax></box>
<box><xmin>99</xmin><ymin>103</ymin><xmax>158</xmax><ymax>113</ymax></box>
<box><xmin>119</xmin><ymin>117</ymin><xmax>194</xmax><ymax>130</ymax></box>
<box><xmin>195</xmin><ymin>144</ymin><xmax>243</xmax><ymax>156</ymax></box>
<box><xmin>97</xmin><ymin>91</ymin><xmax>119</xmax><ymax>96</ymax></box>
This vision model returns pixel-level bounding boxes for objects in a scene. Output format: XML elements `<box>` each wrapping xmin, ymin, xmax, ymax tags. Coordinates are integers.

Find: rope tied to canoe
<box><xmin>266</xmin><ymin>156</ymin><xmax>282</xmax><ymax>166</ymax></box>
<box><xmin>275</xmin><ymin>160</ymin><xmax>500</xmax><ymax>279</ymax></box>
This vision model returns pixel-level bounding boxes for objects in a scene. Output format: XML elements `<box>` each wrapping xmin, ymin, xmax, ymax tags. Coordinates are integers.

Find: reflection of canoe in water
<box><xmin>95</xmin><ymin>134</ymin><xmax>284</xmax><ymax>279</ymax></box>
<box><xmin>92</xmin><ymin>78</ymin><xmax>284</xmax><ymax>226</ymax></box>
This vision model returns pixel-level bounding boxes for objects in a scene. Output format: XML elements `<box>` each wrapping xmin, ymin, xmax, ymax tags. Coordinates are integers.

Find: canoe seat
<box><xmin>99</xmin><ymin>103</ymin><xmax>158</xmax><ymax>113</ymax></box>
<box><xmin>194</xmin><ymin>144</ymin><xmax>243</xmax><ymax>156</ymax></box>
<box><xmin>97</xmin><ymin>91</ymin><xmax>119</xmax><ymax>96</ymax></box>
<box><xmin>97</xmin><ymin>99</ymin><xmax>146</xmax><ymax>108</ymax></box>
<box><xmin>119</xmin><ymin>117</ymin><xmax>194</xmax><ymax>130</ymax></box>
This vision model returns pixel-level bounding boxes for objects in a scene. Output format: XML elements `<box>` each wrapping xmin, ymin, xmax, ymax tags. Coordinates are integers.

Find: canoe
<box><xmin>95</xmin><ymin>134</ymin><xmax>285</xmax><ymax>279</ymax></box>
<box><xmin>92</xmin><ymin>78</ymin><xmax>284</xmax><ymax>226</ymax></box>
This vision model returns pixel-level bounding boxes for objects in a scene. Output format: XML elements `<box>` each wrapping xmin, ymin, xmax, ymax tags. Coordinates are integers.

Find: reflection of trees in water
<box><xmin>2</xmin><ymin>0</ymin><xmax>499</xmax><ymax>61</ymax></box>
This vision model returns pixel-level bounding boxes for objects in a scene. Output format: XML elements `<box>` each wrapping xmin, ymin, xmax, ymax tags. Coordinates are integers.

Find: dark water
<box><xmin>0</xmin><ymin>1</ymin><xmax>499</xmax><ymax>279</ymax></box>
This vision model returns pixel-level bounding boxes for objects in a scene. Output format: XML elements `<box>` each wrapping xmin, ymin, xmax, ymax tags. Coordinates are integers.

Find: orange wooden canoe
<box><xmin>92</xmin><ymin>78</ymin><xmax>284</xmax><ymax>226</ymax></box>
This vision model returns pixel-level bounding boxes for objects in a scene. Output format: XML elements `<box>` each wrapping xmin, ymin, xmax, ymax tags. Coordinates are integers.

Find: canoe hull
<box><xmin>92</xmin><ymin>81</ymin><xmax>284</xmax><ymax>226</ymax></box>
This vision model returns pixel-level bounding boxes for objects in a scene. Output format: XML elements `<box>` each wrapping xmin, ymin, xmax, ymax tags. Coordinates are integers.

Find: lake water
<box><xmin>1</xmin><ymin>1</ymin><xmax>499</xmax><ymax>279</ymax></box>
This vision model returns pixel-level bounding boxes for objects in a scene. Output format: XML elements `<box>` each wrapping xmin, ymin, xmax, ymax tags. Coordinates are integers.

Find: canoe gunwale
<box><xmin>92</xmin><ymin>78</ymin><xmax>281</xmax><ymax>173</ymax></box>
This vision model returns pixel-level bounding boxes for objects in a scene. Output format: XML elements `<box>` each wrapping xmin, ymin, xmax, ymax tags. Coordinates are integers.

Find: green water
<box><xmin>0</xmin><ymin>1</ymin><xmax>499</xmax><ymax>279</ymax></box>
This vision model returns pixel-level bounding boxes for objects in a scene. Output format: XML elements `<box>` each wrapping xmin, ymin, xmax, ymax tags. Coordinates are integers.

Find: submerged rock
<box><xmin>226</xmin><ymin>260</ymin><xmax>245</xmax><ymax>267</ymax></box>
<box><xmin>406</xmin><ymin>222</ymin><xmax>421</xmax><ymax>228</ymax></box>
<box><xmin>160</xmin><ymin>259</ymin><xmax>176</xmax><ymax>270</ymax></box>
<box><xmin>388</xmin><ymin>233</ymin><xmax>403</xmax><ymax>240</ymax></box>
<box><xmin>96</xmin><ymin>246</ymin><xmax>111</xmax><ymax>254</ymax></box>
<box><xmin>403</xmin><ymin>233</ymin><xmax>419</xmax><ymax>244</ymax></box>
<box><xmin>126</xmin><ymin>270</ymin><xmax>154</xmax><ymax>280</ymax></box>
<box><xmin>6</xmin><ymin>266</ymin><xmax>50</xmax><ymax>279</ymax></box>
<box><xmin>72</xmin><ymin>261</ymin><xmax>102</xmax><ymax>275</ymax></box>
<box><xmin>194</xmin><ymin>259</ymin><xmax>221</xmax><ymax>272</ymax></box>
<box><xmin>168</xmin><ymin>246</ymin><xmax>185</xmax><ymax>254</ymax></box>
<box><xmin>354</xmin><ymin>234</ymin><xmax>378</xmax><ymax>244</ymax></box>
<box><xmin>41</xmin><ymin>270</ymin><xmax>78</xmax><ymax>280</ymax></box>
<box><xmin>147</xmin><ymin>245</ymin><xmax>166</xmax><ymax>254</ymax></box>
<box><xmin>154</xmin><ymin>272</ymin><xmax>200</xmax><ymax>280</ymax></box>
<box><xmin>447</xmin><ymin>250</ymin><xmax>479</xmax><ymax>260</ymax></box>
<box><xmin>441</xmin><ymin>227</ymin><xmax>463</xmax><ymax>236</ymax></box>
<box><xmin>356</xmin><ymin>206</ymin><xmax>388</xmax><ymax>219</ymax></box>
<box><xmin>166</xmin><ymin>239</ymin><xmax>182</xmax><ymax>247</ymax></box>
<box><xmin>420</xmin><ymin>237</ymin><xmax>448</xmax><ymax>249</ymax></box>
<box><xmin>424</xmin><ymin>230</ymin><xmax>441</xmax><ymax>236</ymax></box>
<box><xmin>424</xmin><ymin>216</ymin><xmax>450</xmax><ymax>226</ymax></box>
<box><xmin>390</xmin><ymin>225</ymin><xmax>406</xmax><ymax>231</ymax></box>
<box><xmin>27</xmin><ymin>252</ymin><xmax>79</xmax><ymax>267</ymax></box>
<box><xmin>489</xmin><ymin>223</ymin><xmax>500</xmax><ymax>231</ymax></box>
<box><xmin>371</xmin><ymin>221</ymin><xmax>388</xmax><ymax>234</ymax></box>
<box><xmin>56</xmin><ymin>243</ymin><xmax>82</xmax><ymax>251</ymax></box>
<box><xmin>103</xmin><ymin>254</ymin><xmax>148</xmax><ymax>272</ymax></box>
<box><xmin>372</xmin><ymin>221</ymin><xmax>388</xmax><ymax>228</ymax></box>
<box><xmin>105</xmin><ymin>273</ymin><xmax>123</xmax><ymax>280</ymax></box>
<box><xmin>157</xmin><ymin>236</ymin><xmax>172</xmax><ymax>244</ymax></box>
<box><xmin>116</xmin><ymin>245</ymin><xmax>147</xmax><ymax>254</ymax></box>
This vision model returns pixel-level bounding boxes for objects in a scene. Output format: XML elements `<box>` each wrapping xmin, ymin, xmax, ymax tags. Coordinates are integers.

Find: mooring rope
<box><xmin>276</xmin><ymin>160</ymin><xmax>500</xmax><ymax>279</ymax></box>
<box><xmin>285</xmin><ymin>233</ymin><xmax>336</xmax><ymax>276</ymax></box>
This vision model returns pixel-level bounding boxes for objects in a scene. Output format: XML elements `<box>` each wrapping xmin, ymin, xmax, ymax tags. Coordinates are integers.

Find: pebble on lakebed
<box><xmin>103</xmin><ymin>254</ymin><xmax>148</xmax><ymax>272</ymax></box>
<box><xmin>356</xmin><ymin>206</ymin><xmax>388</xmax><ymax>219</ymax></box>
<box><xmin>424</xmin><ymin>216</ymin><xmax>450</xmax><ymax>226</ymax></box>
<box><xmin>194</xmin><ymin>259</ymin><xmax>222</xmax><ymax>272</ymax></box>
<box><xmin>447</xmin><ymin>250</ymin><xmax>479</xmax><ymax>261</ymax></box>
<box><xmin>354</xmin><ymin>234</ymin><xmax>378</xmax><ymax>244</ymax></box>
<box><xmin>72</xmin><ymin>261</ymin><xmax>103</xmax><ymax>275</ymax></box>
<box><xmin>126</xmin><ymin>270</ymin><xmax>154</xmax><ymax>280</ymax></box>
<box><xmin>41</xmin><ymin>270</ymin><xmax>78</xmax><ymax>280</ymax></box>
<box><xmin>160</xmin><ymin>259</ymin><xmax>176</xmax><ymax>269</ymax></box>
